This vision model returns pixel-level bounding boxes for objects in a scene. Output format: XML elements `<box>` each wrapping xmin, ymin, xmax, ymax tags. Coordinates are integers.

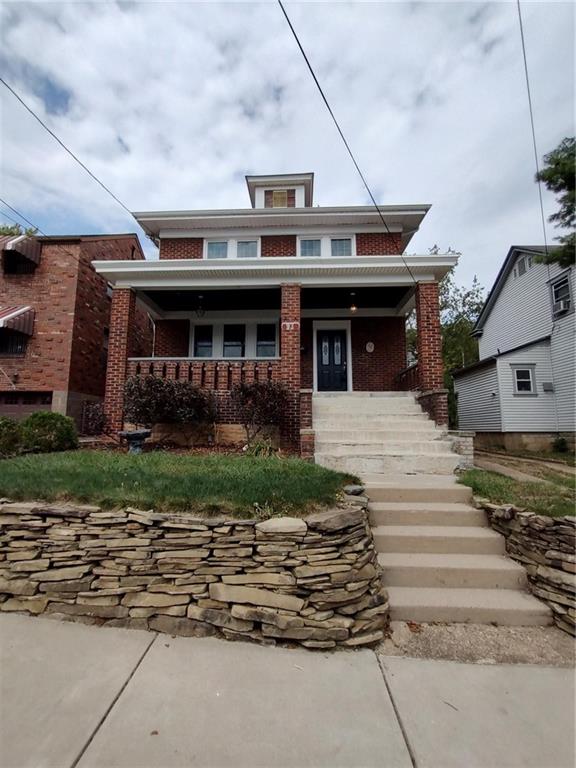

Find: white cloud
<box><xmin>0</xmin><ymin>0</ymin><xmax>574</xmax><ymax>289</ymax></box>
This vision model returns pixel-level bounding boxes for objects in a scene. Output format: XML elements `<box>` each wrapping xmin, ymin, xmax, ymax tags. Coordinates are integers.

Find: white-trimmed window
<box><xmin>512</xmin><ymin>366</ymin><xmax>535</xmax><ymax>395</ymax></box>
<box><xmin>513</xmin><ymin>254</ymin><xmax>533</xmax><ymax>278</ymax></box>
<box><xmin>331</xmin><ymin>238</ymin><xmax>352</xmax><ymax>257</ymax></box>
<box><xmin>206</xmin><ymin>241</ymin><xmax>228</xmax><ymax>259</ymax></box>
<box><xmin>204</xmin><ymin>238</ymin><xmax>260</xmax><ymax>259</ymax></box>
<box><xmin>551</xmin><ymin>274</ymin><xmax>571</xmax><ymax>316</ymax></box>
<box><xmin>300</xmin><ymin>239</ymin><xmax>321</xmax><ymax>258</ymax></box>
<box><xmin>191</xmin><ymin>322</ymin><xmax>278</xmax><ymax>358</ymax></box>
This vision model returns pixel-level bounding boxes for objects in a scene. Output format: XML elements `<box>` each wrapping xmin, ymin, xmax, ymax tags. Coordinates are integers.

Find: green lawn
<box><xmin>459</xmin><ymin>468</ymin><xmax>575</xmax><ymax>518</ymax></box>
<box><xmin>0</xmin><ymin>450</ymin><xmax>353</xmax><ymax>517</ymax></box>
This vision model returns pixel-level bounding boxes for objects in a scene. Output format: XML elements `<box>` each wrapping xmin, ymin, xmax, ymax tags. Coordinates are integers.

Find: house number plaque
<box><xmin>281</xmin><ymin>321</ymin><xmax>301</xmax><ymax>331</ymax></box>
<box><xmin>366</xmin><ymin>342</ymin><xmax>375</xmax><ymax>353</ymax></box>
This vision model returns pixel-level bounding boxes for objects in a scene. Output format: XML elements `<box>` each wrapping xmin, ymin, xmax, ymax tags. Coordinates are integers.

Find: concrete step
<box><xmin>313</xmin><ymin>428</ymin><xmax>444</xmax><ymax>442</ymax></box>
<box><xmin>315</xmin><ymin>440</ymin><xmax>453</xmax><ymax>456</ymax></box>
<box><xmin>313</xmin><ymin>413</ymin><xmax>432</xmax><ymax>427</ymax></box>
<box><xmin>316</xmin><ymin>453</ymin><xmax>460</xmax><ymax>475</ymax></box>
<box><xmin>314</xmin><ymin>391</ymin><xmax>416</xmax><ymax>398</ymax></box>
<box><xmin>313</xmin><ymin>401</ymin><xmax>424</xmax><ymax>415</ymax></box>
<box><xmin>369</xmin><ymin>502</ymin><xmax>486</xmax><ymax>527</ymax></box>
<box><xmin>387</xmin><ymin>587</ymin><xmax>552</xmax><ymax>625</ymax></box>
<box><xmin>378</xmin><ymin>553</ymin><xmax>528</xmax><ymax>589</ymax></box>
<box><xmin>374</xmin><ymin>525</ymin><xmax>505</xmax><ymax>554</ymax></box>
<box><xmin>363</xmin><ymin>475</ymin><xmax>473</xmax><ymax>504</ymax></box>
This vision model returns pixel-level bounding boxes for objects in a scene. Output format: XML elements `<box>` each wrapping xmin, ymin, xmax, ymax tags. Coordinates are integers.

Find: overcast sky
<box><xmin>0</xmin><ymin>0</ymin><xmax>574</xmax><ymax>291</ymax></box>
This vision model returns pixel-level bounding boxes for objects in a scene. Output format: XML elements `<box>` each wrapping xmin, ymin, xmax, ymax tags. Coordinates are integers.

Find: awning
<box><xmin>0</xmin><ymin>235</ymin><xmax>42</xmax><ymax>265</ymax></box>
<box><xmin>0</xmin><ymin>306</ymin><xmax>35</xmax><ymax>335</ymax></box>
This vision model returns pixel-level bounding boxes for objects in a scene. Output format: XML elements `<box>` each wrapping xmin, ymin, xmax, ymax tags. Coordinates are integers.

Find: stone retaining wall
<box><xmin>480</xmin><ymin>501</ymin><xmax>575</xmax><ymax>636</ymax></box>
<box><xmin>0</xmin><ymin>497</ymin><xmax>388</xmax><ymax>649</ymax></box>
<box><xmin>447</xmin><ymin>430</ymin><xmax>475</xmax><ymax>470</ymax></box>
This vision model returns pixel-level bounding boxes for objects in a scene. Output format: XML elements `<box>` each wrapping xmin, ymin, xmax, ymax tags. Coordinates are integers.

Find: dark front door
<box><xmin>317</xmin><ymin>330</ymin><xmax>348</xmax><ymax>391</ymax></box>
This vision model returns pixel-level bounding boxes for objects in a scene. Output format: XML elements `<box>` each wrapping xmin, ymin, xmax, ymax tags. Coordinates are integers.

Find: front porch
<box><xmin>96</xmin><ymin>256</ymin><xmax>452</xmax><ymax>454</ymax></box>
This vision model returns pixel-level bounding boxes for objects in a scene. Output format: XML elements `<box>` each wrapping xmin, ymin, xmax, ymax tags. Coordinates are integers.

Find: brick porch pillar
<box><xmin>280</xmin><ymin>283</ymin><xmax>301</xmax><ymax>452</ymax></box>
<box><xmin>415</xmin><ymin>281</ymin><xmax>448</xmax><ymax>425</ymax></box>
<box><xmin>104</xmin><ymin>287</ymin><xmax>136</xmax><ymax>433</ymax></box>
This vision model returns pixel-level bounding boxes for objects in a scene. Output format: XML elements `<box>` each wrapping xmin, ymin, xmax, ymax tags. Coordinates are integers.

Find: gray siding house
<box><xmin>453</xmin><ymin>246</ymin><xmax>575</xmax><ymax>450</ymax></box>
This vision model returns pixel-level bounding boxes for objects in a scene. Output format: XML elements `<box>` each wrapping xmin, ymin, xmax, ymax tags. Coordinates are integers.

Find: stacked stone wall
<box><xmin>481</xmin><ymin>502</ymin><xmax>575</xmax><ymax>635</ymax></box>
<box><xmin>0</xmin><ymin>497</ymin><xmax>388</xmax><ymax>649</ymax></box>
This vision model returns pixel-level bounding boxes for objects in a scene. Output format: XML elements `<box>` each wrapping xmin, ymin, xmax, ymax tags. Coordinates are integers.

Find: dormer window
<box><xmin>264</xmin><ymin>189</ymin><xmax>296</xmax><ymax>208</ymax></box>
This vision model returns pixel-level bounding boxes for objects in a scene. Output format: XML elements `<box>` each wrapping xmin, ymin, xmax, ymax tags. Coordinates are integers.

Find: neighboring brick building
<box><xmin>94</xmin><ymin>173</ymin><xmax>457</xmax><ymax>452</ymax></box>
<box><xmin>0</xmin><ymin>233</ymin><xmax>152</xmax><ymax>426</ymax></box>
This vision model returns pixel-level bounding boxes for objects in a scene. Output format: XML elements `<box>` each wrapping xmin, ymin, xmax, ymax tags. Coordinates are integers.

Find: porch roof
<box><xmin>92</xmin><ymin>254</ymin><xmax>458</xmax><ymax>290</ymax></box>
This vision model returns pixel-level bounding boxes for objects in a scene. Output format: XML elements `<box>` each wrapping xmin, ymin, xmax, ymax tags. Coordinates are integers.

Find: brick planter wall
<box><xmin>480</xmin><ymin>501</ymin><xmax>575</xmax><ymax>636</ymax></box>
<box><xmin>0</xmin><ymin>497</ymin><xmax>388</xmax><ymax>649</ymax></box>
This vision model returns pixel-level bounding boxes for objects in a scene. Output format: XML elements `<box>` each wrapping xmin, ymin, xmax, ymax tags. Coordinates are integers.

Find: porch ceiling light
<box><xmin>195</xmin><ymin>295</ymin><xmax>205</xmax><ymax>318</ymax></box>
<box><xmin>349</xmin><ymin>291</ymin><xmax>358</xmax><ymax>313</ymax></box>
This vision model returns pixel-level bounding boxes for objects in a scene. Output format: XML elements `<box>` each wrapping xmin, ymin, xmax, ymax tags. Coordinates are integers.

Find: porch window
<box><xmin>300</xmin><ymin>239</ymin><xmax>321</xmax><ymax>258</ymax></box>
<box><xmin>206</xmin><ymin>241</ymin><xmax>228</xmax><ymax>259</ymax></box>
<box><xmin>237</xmin><ymin>240</ymin><xmax>258</xmax><ymax>258</ymax></box>
<box><xmin>512</xmin><ymin>366</ymin><xmax>535</xmax><ymax>395</ymax></box>
<box><xmin>194</xmin><ymin>325</ymin><xmax>213</xmax><ymax>357</ymax></box>
<box><xmin>331</xmin><ymin>238</ymin><xmax>352</xmax><ymax>257</ymax></box>
<box><xmin>223</xmin><ymin>324</ymin><xmax>245</xmax><ymax>357</ymax></box>
<box><xmin>256</xmin><ymin>324</ymin><xmax>276</xmax><ymax>357</ymax></box>
<box><xmin>0</xmin><ymin>329</ymin><xmax>28</xmax><ymax>356</ymax></box>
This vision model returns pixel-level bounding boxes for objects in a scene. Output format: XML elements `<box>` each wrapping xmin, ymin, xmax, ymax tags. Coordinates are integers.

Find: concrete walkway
<box><xmin>1</xmin><ymin>614</ymin><xmax>574</xmax><ymax>768</ymax></box>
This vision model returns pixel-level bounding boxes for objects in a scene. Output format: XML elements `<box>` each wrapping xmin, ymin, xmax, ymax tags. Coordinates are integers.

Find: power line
<box><xmin>0</xmin><ymin>76</ymin><xmax>136</xmax><ymax>220</ymax></box>
<box><xmin>516</xmin><ymin>0</ymin><xmax>549</xmax><ymax>257</ymax></box>
<box><xmin>0</xmin><ymin>206</ymin><xmax>25</xmax><ymax>229</ymax></box>
<box><xmin>277</xmin><ymin>0</ymin><xmax>421</xmax><ymax>288</ymax></box>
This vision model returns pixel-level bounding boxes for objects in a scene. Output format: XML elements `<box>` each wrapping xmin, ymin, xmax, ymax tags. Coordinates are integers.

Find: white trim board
<box><xmin>313</xmin><ymin>320</ymin><xmax>353</xmax><ymax>392</ymax></box>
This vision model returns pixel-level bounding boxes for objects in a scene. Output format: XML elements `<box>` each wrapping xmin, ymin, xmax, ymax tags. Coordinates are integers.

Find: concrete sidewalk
<box><xmin>1</xmin><ymin>614</ymin><xmax>574</xmax><ymax>768</ymax></box>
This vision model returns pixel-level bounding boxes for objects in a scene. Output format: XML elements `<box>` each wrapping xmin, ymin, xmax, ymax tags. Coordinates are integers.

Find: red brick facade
<box><xmin>159</xmin><ymin>238</ymin><xmax>203</xmax><ymax>260</ymax></box>
<box><xmin>261</xmin><ymin>236</ymin><xmax>297</xmax><ymax>258</ymax></box>
<box><xmin>0</xmin><ymin>235</ymin><xmax>150</xmax><ymax>425</ymax></box>
<box><xmin>415</xmin><ymin>281</ymin><xmax>448</xmax><ymax>425</ymax></box>
<box><xmin>280</xmin><ymin>284</ymin><xmax>301</xmax><ymax>450</ymax></box>
<box><xmin>154</xmin><ymin>320</ymin><xmax>190</xmax><ymax>356</ymax></box>
<box><xmin>356</xmin><ymin>232</ymin><xmax>402</xmax><ymax>254</ymax></box>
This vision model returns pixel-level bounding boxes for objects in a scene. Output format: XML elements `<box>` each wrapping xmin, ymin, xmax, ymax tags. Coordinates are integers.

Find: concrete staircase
<box><xmin>312</xmin><ymin>393</ymin><xmax>550</xmax><ymax>626</ymax></box>
<box><xmin>313</xmin><ymin>392</ymin><xmax>459</xmax><ymax>476</ymax></box>
<box><xmin>367</xmin><ymin>474</ymin><xmax>552</xmax><ymax>625</ymax></box>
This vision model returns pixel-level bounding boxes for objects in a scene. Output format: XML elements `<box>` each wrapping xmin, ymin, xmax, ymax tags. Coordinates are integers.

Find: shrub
<box><xmin>0</xmin><ymin>417</ymin><xmax>22</xmax><ymax>459</ymax></box>
<box><xmin>124</xmin><ymin>376</ymin><xmax>214</xmax><ymax>428</ymax></box>
<box><xmin>552</xmin><ymin>436</ymin><xmax>569</xmax><ymax>453</ymax></box>
<box><xmin>231</xmin><ymin>381</ymin><xmax>288</xmax><ymax>445</ymax></box>
<box><xmin>82</xmin><ymin>402</ymin><xmax>106</xmax><ymax>436</ymax></box>
<box><xmin>243</xmin><ymin>439</ymin><xmax>277</xmax><ymax>457</ymax></box>
<box><xmin>20</xmin><ymin>411</ymin><xmax>78</xmax><ymax>454</ymax></box>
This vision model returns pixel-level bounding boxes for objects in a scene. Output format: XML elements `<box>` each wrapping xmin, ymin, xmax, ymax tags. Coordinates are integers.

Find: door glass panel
<box><xmin>334</xmin><ymin>336</ymin><xmax>341</xmax><ymax>365</ymax></box>
<box><xmin>321</xmin><ymin>337</ymin><xmax>329</xmax><ymax>365</ymax></box>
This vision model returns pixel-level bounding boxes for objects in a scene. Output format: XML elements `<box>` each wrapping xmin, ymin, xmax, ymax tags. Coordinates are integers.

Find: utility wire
<box><xmin>516</xmin><ymin>0</ymin><xmax>549</xmax><ymax>257</ymax></box>
<box><xmin>277</xmin><ymin>0</ymin><xmax>422</xmax><ymax>288</ymax></box>
<box><xmin>0</xmin><ymin>206</ymin><xmax>25</xmax><ymax>229</ymax></box>
<box><xmin>0</xmin><ymin>76</ymin><xmax>136</xmax><ymax>220</ymax></box>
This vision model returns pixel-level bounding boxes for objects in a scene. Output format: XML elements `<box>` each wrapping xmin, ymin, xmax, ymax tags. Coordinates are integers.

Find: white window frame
<box><xmin>550</xmin><ymin>273</ymin><xmax>572</xmax><ymax>316</ymax></box>
<box><xmin>312</xmin><ymin>320</ymin><xmax>353</xmax><ymax>392</ymax></box>
<box><xmin>203</xmin><ymin>237</ymin><xmax>261</xmax><ymax>260</ymax></box>
<box><xmin>511</xmin><ymin>365</ymin><xmax>536</xmax><ymax>396</ymax></box>
<box><xmin>297</xmin><ymin>234</ymin><xmax>356</xmax><ymax>259</ymax></box>
<box><xmin>189</xmin><ymin>319</ymin><xmax>279</xmax><ymax>359</ymax></box>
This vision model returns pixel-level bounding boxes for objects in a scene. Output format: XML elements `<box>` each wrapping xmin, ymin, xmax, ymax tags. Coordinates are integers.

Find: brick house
<box><xmin>94</xmin><ymin>173</ymin><xmax>458</xmax><ymax>454</ymax></box>
<box><xmin>0</xmin><ymin>233</ymin><xmax>152</xmax><ymax>425</ymax></box>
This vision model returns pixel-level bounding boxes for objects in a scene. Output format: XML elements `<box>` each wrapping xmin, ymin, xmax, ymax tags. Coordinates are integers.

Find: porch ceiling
<box><xmin>140</xmin><ymin>286</ymin><xmax>411</xmax><ymax>313</ymax></box>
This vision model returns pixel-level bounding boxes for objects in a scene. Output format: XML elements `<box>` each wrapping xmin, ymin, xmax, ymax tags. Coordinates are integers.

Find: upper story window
<box><xmin>331</xmin><ymin>238</ymin><xmax>352</xmax><ymax>257</ymax></box>
<box><xmin>513</xmin><ymin>254</ymin><xmax>533</xmax><ymax>278</ymax></box>
<box><xmin>206</xmin><ymin>241</ymin><xmax>228</xmax><ymax>259</ymax></box>
<box><xmin>2</xmin><ymin>252</ymin><xmax>37</xmax><ymax>274</ymax></box>
<box><xmin>264</xmin><ymin>189</ymin><xmax>296</xmax><ymax>208</ymax></box>
<box><xmin>300</xmin><ymin>239</ymin><xmax>321</xmax><ymax>258</ymax></box>
<box><xmin>551</xmin><ymin>273</ymin><xmax>571</xmax><ymax>316</ymax></box>
<box><xmin>0</xmin><ymin>329</ymin><xmax>28</xmax><ymax>356</ymax></box>
<box><xmin>204</xmin><ymin>238</ymin><xmax>260</xmax><ymax>259</ymax></box>
<box><xmin>298</xmin><ymin>235</ymin><xmax>355</xmax><ymax>258</ymax></box>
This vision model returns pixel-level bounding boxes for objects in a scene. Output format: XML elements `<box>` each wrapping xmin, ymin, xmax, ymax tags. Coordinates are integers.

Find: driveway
<box><xmin>1</xmin><ymin>614</ymin><xmax>574</xmax><ymax>768</ymax></box>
